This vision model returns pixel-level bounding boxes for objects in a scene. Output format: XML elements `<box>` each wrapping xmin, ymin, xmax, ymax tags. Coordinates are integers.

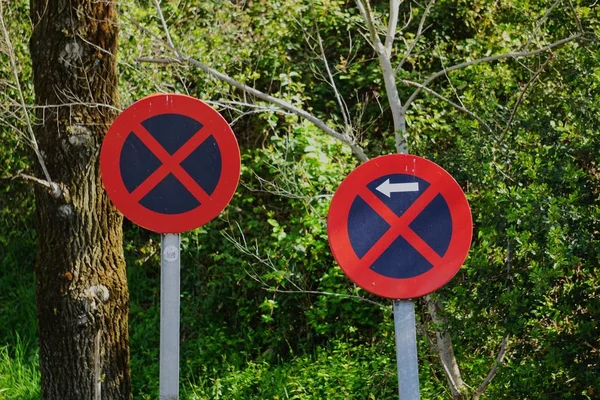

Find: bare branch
<box><xmin>356</xmin><ymin>0</ymin><xmax>407</xmax><ymax>153</ymax></box>
<box><xmin>498</xmin><ymin>54</ymin><xmax>554</xmax><ymax>142</ymax></box>
<box><xmin>396</xmin><ymin>0</ymin><xmax>435</xmax><ymax>72</ymax></box>
<box><xmin>134</xmin><ymin>56</ymin><xmax>178</xmax><ymax>65</ymax></box>
<box><xmin>437</xmin><ymin>49</ymin><xmax>465</xmax><ymax>108</ymax></box>
<box><xmin>356</xmin><ymin>0</ymin><xmax>384</xmax><ymax>50</ymax></box>
<box><xmin>222</xmin><ymin>226</ymin><xmax>304</xmax><ymax>292</ymax></box>
<box><xmin>473</xmin><ymin>336</ymin><xmax>510</xmax><ymax>400</ymax></box>
<box><xmin>152</xmin><ymin>0</ymin><xmax>179</xmax><ymax>57</ymax></box>
<box><xmin>401</xmin><ymin>79</ymin><xmax>492</xmax><ymax>132</ymax></box>
<box><xmin>385</xmin><ymin>0</ymin><xmax>402</xmax><ymax>55</ymax></box>
<box><xmin>144</xmin><ymin>3</ymin><xmax>369</xmax><ymax>162</ymax></box>
<box><xmin>2</xmin><ymin>173</ymin><xmax>61</xmax><ymax>197</ymax></box>
<box><xmin>523</xmin><ymin>0</ymin><xmax>563</xmax><ymax>50</ymax></box>
<box><xmin>223</xmin><ymin>222</ymin><xmax>387</xmax><ymax>311</ymax></box>
<box><xmin>0</xmin><ymin>2</ymin><xmax>55</xmax><ymax>190</ymax></box>
<box><xmin>315</xmin><ymin>21</ymin><xmax>351</xmax><ymax>129</ymax></box>
<box><xmin>399</xmin><ymin>3</ymin><xmax>413</xmax><ymax>34</ymax></box>
<box><xmin>182</xmin><ymin>55</ymin><xmax>368</xmax><ymax>161</ymax></box>
<box><xmin>568</xmin><ymin>0</ymin><xmax>584</xmax><ymax>34</ymax></box>
<box><xmin>402</xmin><ymin>33</ymin><xmax>582</xmax><ymax>112</ymax></box>
<box><xmin>268</xmin><ymin>288</ymin><xmax>387</xmax><ymax>309</ymax></box>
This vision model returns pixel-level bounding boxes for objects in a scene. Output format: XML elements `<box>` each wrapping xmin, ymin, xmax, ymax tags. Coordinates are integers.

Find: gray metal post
<box><xmin>393</xmin><ymin>299</ymin><xmax>420</xmax><ymax>400</ymax></box>
<box><xmin>160</xmin><ymin>233</ymin><xmax>181</xmax><ymax>400</ymax></box>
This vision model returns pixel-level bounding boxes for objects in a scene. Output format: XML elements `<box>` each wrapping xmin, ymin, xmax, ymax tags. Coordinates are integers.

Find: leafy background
<box><xmin>1</xmin><ymin>0</ymin><xmax>599</xmax><ymax>399</ymax></box>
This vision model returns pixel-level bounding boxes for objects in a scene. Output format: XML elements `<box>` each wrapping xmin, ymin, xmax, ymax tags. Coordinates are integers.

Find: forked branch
<box><xmin>396</xmin><ymin>0</ymin><xmax>435</xmax><ymax>72</ymax></box>
<box><xmin>402</xmin><ymin>33</ymin><xmax>583</xmax><ymax>112</ymax></box>
<box><xmin>356</xmin><ymin>0</ymin><xmax>407</xmax><ymax>153</ymax></box>
<box><xmin>146</xmin><ymin>0</ymin><xmax>368</xmax><ymax>162</ymax></box>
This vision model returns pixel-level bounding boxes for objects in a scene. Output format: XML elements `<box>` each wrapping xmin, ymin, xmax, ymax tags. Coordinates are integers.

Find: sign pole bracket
<box><xmin>393</xmin><ymin>299</ymin><xmax>420</xmax><ymax>400</ymax></box>
<box><xmin>160</xmin><ymin>233</ymin><xmax>180</xmax><ymax>400</ymax></box>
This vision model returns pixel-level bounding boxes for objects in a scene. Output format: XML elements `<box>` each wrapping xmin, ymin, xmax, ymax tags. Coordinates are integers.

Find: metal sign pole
<box><xmin>393</xmin><ymin>299</ymin><xmax>420</xmax><ymax>400</ymax></box>
<box><xmin>160</xmin><ymin>233</ymin><xmax>181</xmax><ymax>400</ymax></box>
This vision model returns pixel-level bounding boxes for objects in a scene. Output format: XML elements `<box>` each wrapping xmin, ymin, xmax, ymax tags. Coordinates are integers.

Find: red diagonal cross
<box><xmin>355</xmin><ymin>185</ymin><xmax>444</xmax><ymax>271</ymax></box>
<box><xmin>128</xmin><ymin>123</ymin><xmax>213</xmax><ymax>205</ymax></box>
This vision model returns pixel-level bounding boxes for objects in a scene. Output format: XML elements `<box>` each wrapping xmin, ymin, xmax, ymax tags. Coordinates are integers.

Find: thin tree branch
<box><xmin>268</xmin><ymin>288</ymin><xmax>386</xmax><ymax>309</ymax></box>
<box><xmin>401</xmin><ymin>79</ymin><xmax>492</xmax><ymax>132</ymax></box>
<box><xmin>144</xmin><ymin>2</ymin><xmax>369</xmax><ymax>162</ymax></box>
<box><xmin>523</xmin><ymin>0</ymin><xmax>563</xmax><ymax>50</ymax></box>
<box><xmin>186</xmin><ymin>55</ymin><xmax>368</xmax><ymax>161</ymax></box>
<box><xmin>1</xmin><ymin>172</ymin><xmax>61</xmax><ymax>197</ymax></box>
<box><xmin>473</xmin><ymin>336</ymin><xmax>510</xmax><ymax>400</ymax></box>
<box><xmin>396</xmin><ymin>0</ymin><xmax>435</xmax><ymax>73</ymax></box>
<box><xmin>402</xmin><ymin>33</ymin><xmax>582</xmax><ymax>112</ymax></box>
<box><xmin>498</xmin><ymin>54</ymin><xmax>554</xmax><ymax>142</ymax></box>
<box><xmin>438</xmin><ymin>49</ymin><xmax>465</xmax><ymax>108</ymax></box>
<box><xmin>315</xmin><ymin>19</ymin><xmax>351</xmax><ymax>129</ymax></box>
<box><xmin>356</xmin><ymin>0</ymin><xmax>407</xmax><ymax>153</ymax></box>
<box><xmin>152</xmin><ymin>0</ymin><xmax>179</xmax><ymax>57</ymax></box>
<box><xmin>567</xmin><ymin>0</ymin><xmax>584</xmax><ymax>34</ymax></box>
<box><xmin>384</xmin><ymin>0</ymin><xmax>402</xmax><ymax>55</ymax></box>
<box><xmin>399</xmin><ymin>3</ymin><xmax>413</xmax><ymax>34</ymax></box>
<box><xmin>0</xmin><ymin>2</ymin><xmax>59</xmax><ymax>197</ymax></box>
<box><xmin>356</xmin><ymin>0</ymin><xmax>384</xmax><ymax>50</ymax></box>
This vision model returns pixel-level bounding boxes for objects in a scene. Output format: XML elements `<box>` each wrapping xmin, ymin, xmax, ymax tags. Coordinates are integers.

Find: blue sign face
<box><xmin>119</xmin><ymin>113</ymin><xmax>222</xmax><ymax>214</ymax></box>
<box><xmin>347</xmin><ymin>173</ymin><xmax>453</xmax><ymax>279</ymax></box>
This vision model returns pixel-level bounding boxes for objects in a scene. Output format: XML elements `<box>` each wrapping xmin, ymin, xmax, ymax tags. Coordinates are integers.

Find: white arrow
<box><xmin>375</xmin><ymin>179</ymin><xmax>419</xmax><ymax>197</ymax></box>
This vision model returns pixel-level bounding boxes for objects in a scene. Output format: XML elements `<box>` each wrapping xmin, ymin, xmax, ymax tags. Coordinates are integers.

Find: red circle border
<box><xmin>100</xmin><ymin>94</ymin><xmax>241</xmax><ymax>233</ymax></box>
<box><xmin>327</xmin><ymin>154</ymin><xmax>473</xmax><ymax>299</ymax></box>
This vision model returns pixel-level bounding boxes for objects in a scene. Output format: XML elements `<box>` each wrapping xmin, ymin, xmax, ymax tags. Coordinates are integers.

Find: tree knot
<box><xmin>85</xmin><ymin>284</ymin><xmax>110</xmax><ymax>310</ymax></box>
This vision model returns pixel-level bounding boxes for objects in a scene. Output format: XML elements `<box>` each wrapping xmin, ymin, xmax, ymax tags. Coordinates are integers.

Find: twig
<box><xmin>473</xmin><ymin>336</ymin><xmax>510</xmax><ymax>400</ymax></box>
<box><xmin>222</xmin><ymin>226</ymin><xmax>304</xmax><ymax>292</ymax></box>
<box><xmin>402</xmin><ymin>33</ymin><xmax>582</xmax><ymax>112</ymax></box>
<box><xmin>314</xmin><ymin>18</ymin><xmax>351</xmax><ymax>129</ymax></box>
<box><xmin>2</xmin><ymin>172</ymin><xmax>61</xmax><ymax>197</ymax></box>
<box><xmin>438</xmin><ymin>49</ymin><xmax>465</xmax><ymax>108</ymax></box>
<box><xmin>523</xmin><ymin>0</ymin><xmax>563</xmax><ymax>51</ymax></box>
<box><xmin>143</xmin><ymin>0</ymin><xmax>369</xmax><ymax>162</ymax></box>
<box><xmin>396</xmin><ymin>0</ymin><xmax>435</xmax><ymax>72</ymax></box>
<box><xmin>268</xmin><ymin>288</ymin><xmax>387</xmax><ymax>309</ymax></box>
<box><xmin>401</xmin><ymin>79</ymin><xmax>492</xmax><ymax>132</ymax></box>
<box><xmin>497</xmin><ymin>54</ymin><xmax>554</xmax><ymax>142</ymax></box>
<box><xmin>152</xmin><ymin>0</ymin><xmax>179</xmax><ymax>57</ymax></box>
<box><xmin>567</xmin><ymin>0</ymin><xmax>584</xmax><ymax>34</ymax></box>
<box><xmin>0</xmin><ymin>2</ymin><xmax>58</xmax><ymax>196</ymax></box>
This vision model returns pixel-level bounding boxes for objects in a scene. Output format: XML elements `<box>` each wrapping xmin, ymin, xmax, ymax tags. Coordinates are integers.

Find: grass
<box><xmin>0</xmin><ymin>223</ymin><xmax>400</xmax><ymax>399</ymax></box>
<box><xmin>0</xmin><ymin>250</ymin><xmax>400</xmax><ymax>400</ymax></box>
<box><xmin>0</xmin><ymin>340</ymin><xmax>40</xmax><ymax>400</ymax></box>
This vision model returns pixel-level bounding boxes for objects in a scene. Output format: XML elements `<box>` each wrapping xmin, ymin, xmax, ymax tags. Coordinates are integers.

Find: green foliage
<box><xmin>1</xmin><ymin>0</ymin><xmax>600</xmax><ymax>398</ymax></box>
<box><xmin>184</xmin><ymin>338</ymin><xmax>397</xmax><ymax>400</ymax></box>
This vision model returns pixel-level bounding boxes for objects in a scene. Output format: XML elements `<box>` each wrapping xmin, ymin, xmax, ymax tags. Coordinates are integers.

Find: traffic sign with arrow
<box><xmin>328</xmin><ymin>154</ymin><xmax>472</xmax><ymax>299</ymax></box>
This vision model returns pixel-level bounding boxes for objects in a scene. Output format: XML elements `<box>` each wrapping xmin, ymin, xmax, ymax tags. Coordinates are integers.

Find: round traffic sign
<box><xmin>100</xmin><ymin>94</ymin><xmax>240</xmax><ymax>233</ymax></box>
<box><xmin>327</xmin><ymin>154</ymin><xmax>472</xmax><ymax>299</ymax></box>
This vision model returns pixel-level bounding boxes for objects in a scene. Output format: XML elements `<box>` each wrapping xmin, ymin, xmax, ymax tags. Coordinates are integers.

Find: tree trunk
<box><xmin>426</xmin><ymin>295</ymin><xmax>467</xmax><ymax>399</ymax></box>
<box><xmin>29</xmin><ymin>1</ymin><xmax>131</xmax><ymax>399</ymax></box>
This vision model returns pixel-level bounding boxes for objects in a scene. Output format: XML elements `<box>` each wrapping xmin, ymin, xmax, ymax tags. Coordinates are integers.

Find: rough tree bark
<box><xmin>29</xmin><ymin>1</ymin><xmax>131</xmax><ymax>398</ymax></box>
